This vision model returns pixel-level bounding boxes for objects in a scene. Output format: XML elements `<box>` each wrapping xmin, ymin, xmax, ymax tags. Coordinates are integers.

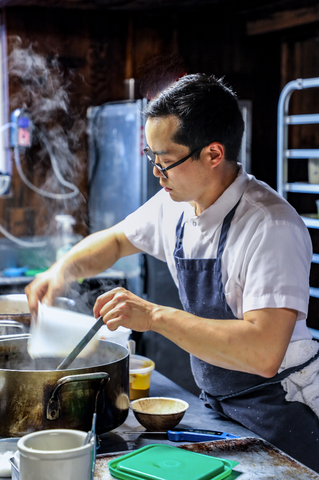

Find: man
<box><xmin>26</xmin><ymin>74</ymin><xmax>319</xmax><ymax>471</ymax></box>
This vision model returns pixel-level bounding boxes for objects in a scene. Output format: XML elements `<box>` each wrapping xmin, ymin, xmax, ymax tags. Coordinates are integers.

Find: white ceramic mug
<box><xmin>17</xmin><ymin>429</ymin><xmax>94</xmax><ymax>480</ymax></box>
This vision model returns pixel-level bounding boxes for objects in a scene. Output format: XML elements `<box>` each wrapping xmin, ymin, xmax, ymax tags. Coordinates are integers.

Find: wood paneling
<box><xmin>247</xmin><ymin>5</ymin><xmax>319</xmax><ymax>35</ymax></box>
<box><xmin>0</xmin><ymin>0</ymin><xmax>249</xmax><ymax>9</ymax></box>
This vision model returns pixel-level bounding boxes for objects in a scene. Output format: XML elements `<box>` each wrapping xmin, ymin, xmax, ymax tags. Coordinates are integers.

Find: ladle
<box><xmin>81</xmin><ymin>412</ymin><xmax>97</xmax><ymax>446</ymax></box>
<box><xmin>56</xmin><ymin>316</ymin><xmax>104</xmax><ymax>370</ymax></box>
<box><xmin>127</xmin><ymin>339</ymin><xmax>136</xmax><ymax>355</ymax></box>
<box><xmin>81</xmin><ymin>375</ymin><xmax>109</xmax><ymax>477</ymax></box>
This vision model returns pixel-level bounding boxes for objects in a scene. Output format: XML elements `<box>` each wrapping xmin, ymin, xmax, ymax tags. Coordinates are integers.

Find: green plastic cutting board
<box><xmin>109</xmin><ymin>444</ymin><xmax>239</xmax><ymax>480</ymax></box>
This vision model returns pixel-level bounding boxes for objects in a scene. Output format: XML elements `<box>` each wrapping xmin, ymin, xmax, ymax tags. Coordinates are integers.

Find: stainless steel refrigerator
<box><xmin>87</xmin><ymin>100</ymin><xmax>147</xmax><ymax>297</ymax></box>
<box><xmin>87</xmin><ymin>99</ymin><xmax>184</xmax><ymax>302</ymax></box>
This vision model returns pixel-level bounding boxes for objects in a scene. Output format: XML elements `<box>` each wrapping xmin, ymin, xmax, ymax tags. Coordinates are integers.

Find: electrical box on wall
<box><xmin>10</xmin><ymin>109</ymin><xmax>32</xmax><ymax>149</ymax></box>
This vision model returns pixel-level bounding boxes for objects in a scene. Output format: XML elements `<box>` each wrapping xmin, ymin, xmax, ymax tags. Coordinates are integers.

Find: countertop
<box><xmin>95</xmin><ymin>370</ymin><xmax>319</xmax><ymax>479</ymax></box>
<box><xmin>97</xmin><ymin>369</ymin><xmax>259</xmax><ymax>455</ymax></box>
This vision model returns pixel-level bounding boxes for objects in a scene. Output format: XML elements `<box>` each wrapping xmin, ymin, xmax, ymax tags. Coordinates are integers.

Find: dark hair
<box><xmin>144</xmin><ymin>73</ymin><xmax>244</xmax><ymax>162</ymax></box>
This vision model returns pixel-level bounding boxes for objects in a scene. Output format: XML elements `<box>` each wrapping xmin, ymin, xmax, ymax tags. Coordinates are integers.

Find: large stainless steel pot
<box><xmin>0</xmin><ymin>336</ymin><xmax>129</xmax><ymax>437</ymax></box>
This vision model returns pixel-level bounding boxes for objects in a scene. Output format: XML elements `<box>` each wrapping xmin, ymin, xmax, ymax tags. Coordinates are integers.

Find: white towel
<box><xmin>278</xmin><ymin>339</ymin><xmax>319</xmax><ymax>417</ymax></box>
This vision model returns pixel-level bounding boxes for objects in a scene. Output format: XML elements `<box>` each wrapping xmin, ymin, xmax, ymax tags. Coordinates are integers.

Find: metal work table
<box><xmin>98</xmin><ymin>370</ymin><xmax>259</xmax><ymax>455</ymax></box>
<box><xmin>96</xmin><ymin>371</ymin><xmax>319</xmax><ymax>479</ymax></box>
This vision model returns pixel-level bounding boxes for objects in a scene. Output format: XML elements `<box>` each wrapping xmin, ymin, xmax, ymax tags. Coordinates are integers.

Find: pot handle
<box><xmin>0</xmin><ymin>333</ymin><xmax>30</xmax><ymax>342</ymax></box>
<box><xmin>0</xmin><ymin>319</ymin><xmax>27</xmax><ymax>334</ymax></box>
<box><xmin>46</xmin><ymin>372</ymin><xmax>110</xmax><ymax>421</ymax></box>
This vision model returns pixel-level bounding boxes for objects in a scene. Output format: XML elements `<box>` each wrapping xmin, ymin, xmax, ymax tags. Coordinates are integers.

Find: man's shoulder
<box><xmin>243</xmin><ymin>176</ymin><xmax>304</xmax><ymax>226</ymax></box>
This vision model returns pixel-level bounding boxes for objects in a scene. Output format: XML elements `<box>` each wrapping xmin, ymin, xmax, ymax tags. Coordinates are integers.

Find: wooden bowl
<box><xmin>130</xmin><ymin>397</ymin><xmax>189</xmax><ymax>431</ymax></box>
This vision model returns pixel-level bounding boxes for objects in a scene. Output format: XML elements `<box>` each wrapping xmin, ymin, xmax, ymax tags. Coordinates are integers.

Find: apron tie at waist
<box><xmin>213</xmin><ymin>347</ymin><xmax>319</xmax><ymax>402</ymax></box>
<box><xmin>279</xmin><ymin>339</ymin><xmax>319</xmax><ymax>372</ymax></box>
<box><xmin>279</xmin><ymin>339</ymin><xmax>319</xmax><ymax>417</ymax></box>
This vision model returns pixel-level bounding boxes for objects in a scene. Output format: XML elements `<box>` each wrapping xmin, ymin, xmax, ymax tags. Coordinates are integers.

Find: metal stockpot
<box><xmin>0</xmin><ymin>336</ymin><xmax>129</xmax><ymax>437</ymax></box>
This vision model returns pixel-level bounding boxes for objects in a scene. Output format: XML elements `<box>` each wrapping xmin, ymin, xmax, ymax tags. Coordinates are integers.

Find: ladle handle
<box><xmin>56</xmin><ymin>316</ymin><xmax>104</xmax><ymax>370</ymax></box>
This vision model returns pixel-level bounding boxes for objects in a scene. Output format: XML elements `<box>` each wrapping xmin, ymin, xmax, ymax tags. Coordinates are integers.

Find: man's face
<box><xmin>145</xmin><ymin>115</ymin><xmax>211</xmax><ymax>205</ymax></box>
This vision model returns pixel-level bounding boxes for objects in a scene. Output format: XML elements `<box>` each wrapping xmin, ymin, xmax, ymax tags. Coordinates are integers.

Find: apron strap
<box><xmin>217</xmin><ymin>198</ymin><xmax>242</xmax><ymax>259</ymax></box>
<box><xmin>174</xmin><ymin>212</ymin><xmax>185</xmax><ymax>258</ymax></box>
<box><xmin>175</xmin><ymin>212</ymin><xmax>185</xmax><ymax>248</ymax></box>
<box><xmin>175</xmin><ymin>198</ymin><xmax>242</xmax><ymax>260</ymax></box>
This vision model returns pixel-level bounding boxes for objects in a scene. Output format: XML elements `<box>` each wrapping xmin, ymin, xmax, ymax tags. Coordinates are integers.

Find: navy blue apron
<box><xmin>174</xmin><ymin>201</ymin><xmax>319</xmax><ymax>472</ymax></box>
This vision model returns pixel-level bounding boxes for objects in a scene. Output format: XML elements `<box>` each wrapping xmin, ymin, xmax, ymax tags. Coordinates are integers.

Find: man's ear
<box><xmin>203</xmin><ymin>142</ymin><xmax>225</xmax><ymax>167</ymax></box>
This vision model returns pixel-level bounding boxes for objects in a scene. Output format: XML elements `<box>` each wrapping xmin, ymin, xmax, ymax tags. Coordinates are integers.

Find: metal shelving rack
<box><xmin>277</xmin><ymin>77</ymin><xmax>319</xmax><ymax>339</ymax></box>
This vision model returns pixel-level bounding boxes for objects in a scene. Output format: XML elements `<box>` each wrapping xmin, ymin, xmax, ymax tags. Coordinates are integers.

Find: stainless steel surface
<box><xmin>0</xmin><ymin>337</ymin><xmax>129</xmax><ymax>437</ymax></box>
<box><xmin>57</xmin><ymin>316</ymin><xmax>104</xmax><ymax>370</ymax></box>
<box><xmin>94</xmin><ymin>371</ymin><xmax>319</xmax><ymax>478</ymax></box>
<box><xmin>96</xmin><ymin>370</ymin><xmax>259</xmax><ymax>456</ymax></box>
<box><xmin>0</xmin><ymin>319</ymin><xmax>26</xmax><ymax>336</ymax></box>
<box><xmin>0</xmin><ymin>333</ymin><xmax>29</xmax><ymax>342</ymax></box>
<box><xmin>94</xmin><ymin>437</ymin><xmax>319</xmax><ymax>479</ymax></box>
<box><xmin>87</xmin><ymin>100</ymin><xmax>147</xmax><ymax>298</ymax></box>
<box><xmin>82</xmin><ymin>413</ymin><xmax>97</xmax><ymax>446</ymax></box>
<box><xmin>9</xmin><ymin>456</ymin><xmax>19</xmax><ymax>480</ymax></box>
<box><xmin>181</xmin><ymin>438</ymin><xmax>319</xmax><ymax>479</ymax></box>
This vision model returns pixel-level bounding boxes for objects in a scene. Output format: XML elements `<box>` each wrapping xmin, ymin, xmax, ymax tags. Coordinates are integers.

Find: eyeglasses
<box><xmin>143</xmin><ymin>146</ymin><xmax>203</xmax><ymax>179</ymax></box>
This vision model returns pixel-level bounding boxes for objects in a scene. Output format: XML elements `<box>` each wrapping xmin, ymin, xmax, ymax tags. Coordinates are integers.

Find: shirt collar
<box><xmin>183</xmin><ymin>164</ymin><xmax>250</xmax><ymax>233</ymax></box>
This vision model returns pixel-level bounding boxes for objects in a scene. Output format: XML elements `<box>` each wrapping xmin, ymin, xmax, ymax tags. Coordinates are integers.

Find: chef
<box><xmin>26</xmin><ymin>73</ymin><xmax>319</xmax><ymax>472</ymax></box>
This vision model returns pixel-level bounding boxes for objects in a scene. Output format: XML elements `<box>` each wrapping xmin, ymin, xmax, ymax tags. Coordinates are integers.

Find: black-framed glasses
<box><xmin>143</xmin><ymin>146</ymin><xmax>203</xmax><ymax>179</ymax></box>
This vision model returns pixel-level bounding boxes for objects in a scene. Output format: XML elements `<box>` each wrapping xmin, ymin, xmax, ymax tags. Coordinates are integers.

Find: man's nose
<box><xmin>153</xmin><ymin>165</ymin><xmax>162</xmax><ymax>178</ymax></box>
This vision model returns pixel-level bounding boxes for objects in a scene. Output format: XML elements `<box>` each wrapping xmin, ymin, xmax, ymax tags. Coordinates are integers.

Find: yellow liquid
<box><xmin>129</xmin><ymin>373</ymin><xmax>151</xmax><ymax>400</ymax></box>
<box><xmin>129</xmin><ymin>386</ymin><xmax>150</xmax><ymax>400</ymax></box>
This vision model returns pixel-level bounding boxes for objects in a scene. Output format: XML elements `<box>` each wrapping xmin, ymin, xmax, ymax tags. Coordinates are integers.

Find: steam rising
<box><xmin>8</xmin><ymin>37</ymin><xmax>87</xmax><ymax>236</ymax></box>
<box><xmin>4</xmin><ymin>39</ymin><xmax>117</xmax><ymax>318</ymax></box>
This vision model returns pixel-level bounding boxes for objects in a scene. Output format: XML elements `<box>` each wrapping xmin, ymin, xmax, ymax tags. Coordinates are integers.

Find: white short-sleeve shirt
<box><xmin>123</xmin><ymin>166</ymin><xmax>313</xmax><ymax>341</ymax></box>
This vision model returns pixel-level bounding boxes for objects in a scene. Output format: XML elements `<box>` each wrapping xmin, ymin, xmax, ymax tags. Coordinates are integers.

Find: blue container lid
<box><xmin>109</xmin><ymin>444</ymin><xmax>239</xmax><ymax>480</ymax></box>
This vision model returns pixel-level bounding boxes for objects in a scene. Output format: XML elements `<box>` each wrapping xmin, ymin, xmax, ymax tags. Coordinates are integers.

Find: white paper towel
<box><xmin>28</xmin><ymin>302</ymin><xmax>100</xmax><ymax>359</ymax></box>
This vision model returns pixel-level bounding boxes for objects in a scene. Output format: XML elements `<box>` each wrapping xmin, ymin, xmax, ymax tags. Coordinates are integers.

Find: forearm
<box><xmin>151</xmin><ymin>305</ymin><xmax>297</xmax><ymax>377</ymax></box>
<box><xmin>25</xmin><ymin>222</ymin><xmax>141</xmax><ymax>314</ymax></box>
<box><xmin>53</xmin><ymin>222</ymin><xmax>140</xmax><ymax>282</ymax></box>
<box><xmin>93</xmin><ymin>287</ymin><xmax>297</xmax><ymax>378</ymax></box>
